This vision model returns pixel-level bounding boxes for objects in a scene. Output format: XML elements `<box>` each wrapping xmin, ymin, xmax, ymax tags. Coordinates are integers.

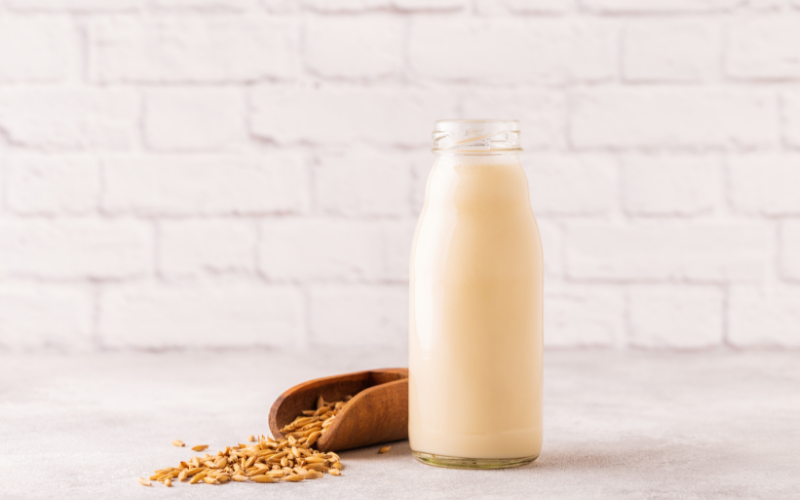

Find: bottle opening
<box><xmin>433</xmin><ymin>119</ymin><xmax>521</xmax><ymax>153</ymax></box>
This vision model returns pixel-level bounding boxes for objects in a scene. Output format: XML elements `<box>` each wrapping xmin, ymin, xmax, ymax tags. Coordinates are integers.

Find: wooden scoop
<box><xmin>268</xmin><ymin>368</ymin><xmax>408</xmax><ymax>452</ymax></box>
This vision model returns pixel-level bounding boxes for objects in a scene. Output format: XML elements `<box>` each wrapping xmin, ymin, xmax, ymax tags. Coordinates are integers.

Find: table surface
<box><xmin>1</xmin><ymin>349</ymin><xmax>798</xmax><ymax>500</ymax></box>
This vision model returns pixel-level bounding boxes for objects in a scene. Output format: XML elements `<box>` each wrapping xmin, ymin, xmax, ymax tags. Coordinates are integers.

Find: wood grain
<box><xmin>268</xmin><ymin>368</ymin><xmax>408</xmax><ymax>452</ymax></box>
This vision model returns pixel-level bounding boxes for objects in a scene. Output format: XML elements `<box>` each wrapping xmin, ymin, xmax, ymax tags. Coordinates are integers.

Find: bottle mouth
<box><xmin>433</xmin><ymin>119</ymin><xmax>521</xmax><ymax>153</ymax></box>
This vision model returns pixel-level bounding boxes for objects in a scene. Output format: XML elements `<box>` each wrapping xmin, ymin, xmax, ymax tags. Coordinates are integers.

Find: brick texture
<box><xmin>409</xmin><ymin>18</ymin><xmax>616</xmax><ymax>84</ymax></box>
<box><xmin>524</xmin><ymin>153</ymin><xmax>618</xmax><ymax>215</ymax></box>
<box><xmin>779</xmin><ymin>221</ymin><xmax>800</xmax><ymax>282</ymax></box>
<box><xmin>0</xmin><ymin>4</ymin><xmax>797</xmax><ymax>352</ymax></box>
<box><xmin>299</xmin><ymin>0</ymin><xmax>389</xmax><ymax>11</ymax></box>
<box><xmin>628</xmin><ymin>286</ymin><xmax>724</xmax><ymax>348</ymax></box>
<box><xmin>729</xmin><ymin>287</ymin><xmax>800</xmax><ymax>347</ymax></box>
<box><xmin>310</xmin><ymin>285</ymin><xmax>407</xmax><ymax>347</ymax></box>
<box><xmin>729</xmin><ymin>154</ymin><xmax>800</xmax><ymax>215</ymax></box>
<box><xmin>159</xmin><ymin>220</ymin><xmax>256</xmax><ymax>278</ymax></box>
<box><xmin>0</xmin><ymin>219</ymin><xmax>151</xmax><ymax>280</ymax></box>
<box><xmin>474</xmin><ymin>0</ymin><xmax>573</xmax><ymax>14</ymax></box>
<box><xmin>100</xmin><ymin>284</ymin><xmax>304</xmax><ymax>348</ymax></box>
<box><xmin>102</xmin><ymin>155</ymin><xmax>309</xmax><ymax>215</ymax></box>
<box><xmin>544</xmin><ymin>286</ymin><xmax>624</xmax><ymax>348</ymax></box>
<box><xmin>622</xmin><ymin>20</ymin><xmax>719</xmax><ymax>83</ymax></box>
<box><xmin>250</xmin><ymin>87</ymin><xmax>458</xmax><ymax>146</ymax></box>
<box><xmin>0</xmin><ymin>285</ymin><xmax>93</xmax><ymax>350</ymax></box>
<box><xmin>305</xmin><ymin>16</ymin><xmax>405</xmax><ymax>79</ymax></box>
<box><xmin>565</xmin><ymin>222</ymin><xmax>771</xmax><ymax>283</ymax></box>
<box><xmin>6</xmin><ymin>155</ymin><xmax>100</xmax><ymax>215</ymax></box>
<box><xmin>780</xmin><ymin>90</ymin><xmax>800</xmax><ymax>148</ymax></box>
<box><xmin>314</xmin><ymin>149</ymin><xmax>412</xmax><ymax>216</ymax></box>
<box><xmin>570</xmin><ymin>88</ymin><xmax>778</xmax><ymax>149</ymax></box>
<box><xmin>726</xmin><ymin>18</ymin><xmax>800</xmax><ymax>80</ymax></box>
<box><xmin>583</xmin><ymin>0</ymin><xmax>738</xmax><ymax>12</ymax></box>
<box><xmin>6</xmin><ymin>0</ymin><xmax>142</xmax><ymax>11</ymax></box>
<box><xmin>0</xmin><ymin>19</ymin><xmax>73</xmax><ymax>83</ymax></box>
<box><xmin>0</xmin><ymin>89</ymin><xmax>138</xmax><ymax>150</ymax></box>
<box><xmin>298</xmin><ymin>0</ymin><xmax>465</xmax><ymax>11</ymax></box>
<box><xmin>622</xmin><ymin>154</ymin><xmax>720</xmax><ymax>216</ymax></box>
<box><xmin>90</xmin><ymin>16</ymin><xmax>297</xmax><ymax>83</ymax></box>
<box><xmin>149</xmin><ymin>0</ymin><xmax>256</xmax><ymax>10</ymax></box>
<box><xmin>143</xmin><ymin>88</ymin><xmax>247</xmax><ymax>152</ymax></box>
<box><xmin>259</xmin><ymin>218</ymin><xmax>390</xmax><ymax>282</ymax></box>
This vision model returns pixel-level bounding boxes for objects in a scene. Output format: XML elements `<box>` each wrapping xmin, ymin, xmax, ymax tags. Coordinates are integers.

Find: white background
<box><xmin>0</xmin><ymin>0</ymin><xmax>799</xmax><ymax>352</ymax></box>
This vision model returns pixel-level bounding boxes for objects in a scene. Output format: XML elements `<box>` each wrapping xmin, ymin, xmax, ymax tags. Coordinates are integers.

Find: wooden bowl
<box><xmin>268</xmin><ymin>368</ymin><xmax>408</xmax><ymax>452</ymax></box>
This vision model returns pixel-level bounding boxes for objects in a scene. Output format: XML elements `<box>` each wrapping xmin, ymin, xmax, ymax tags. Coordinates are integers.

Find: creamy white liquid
<box><xmin>409</xmin><ymin>152</ymin><xmax>543</xmax><ymax>459</ymax></box>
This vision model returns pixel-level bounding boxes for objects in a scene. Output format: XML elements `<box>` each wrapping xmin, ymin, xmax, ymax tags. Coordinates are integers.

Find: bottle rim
<box><xmin>433</xmin><ymin>119</ymin><xmax>521</xmax><ymax>153</ymax></box>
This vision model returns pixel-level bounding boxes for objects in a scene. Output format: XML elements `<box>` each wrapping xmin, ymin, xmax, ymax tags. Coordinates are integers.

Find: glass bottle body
<box><xmin>409</xmin><ymin>131</ymin><xmax>543</xmax><ymax>469</ymax></box>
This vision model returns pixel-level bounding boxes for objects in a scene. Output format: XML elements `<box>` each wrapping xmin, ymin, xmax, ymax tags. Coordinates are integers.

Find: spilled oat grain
<box><xmin>140</xmin><ymin>396</ymin><xmax>350</xmax><ymax>486</ymax></box>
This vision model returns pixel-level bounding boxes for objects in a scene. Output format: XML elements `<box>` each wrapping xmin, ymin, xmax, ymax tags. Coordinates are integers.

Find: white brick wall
<box><xmin>726</xmin><ymin>18</ymin><xmax>800</xmax><ymax>80</ymax></box>
<box><xmin>524</xmin><ymin>153</ymin><xmax>618</xmax><ymax>215</ymax></box>
<box><xmin>89</xmin><ymin>16</ymin><xmax>298</xmax><ymax>83</ymax></box>
<box><xmin>0</xmin><ymin>89</ymin><xmax>139</xmax><ymax>150</ymax></box>
<box><xmin>0</xmin><ymin>219</ymin><xmax>152</xmax><ymax>280</ymax></box>
<box><xmin>729</xmin><ymin>154</ymin><xmax>800</xmax><ymax>215</ymax></box>
<box><xmin>6</xmin><ymin>155</ymin><xmax>100</xmax><ymax>214</ymax></box>
<box><xmin>102</xmin><ymin>154</ymin><xmax>309</xmax><ymax>215</ymax></box>
<box><xmin>309</xmin><ymin>285</ymin><xmax>407</xmax><ymax>348</ymax></box>
<box><xmin>143</xmin><ymin>88</ymin><xmax>248</xmax><ymax>151</ymax></box>
<box><xmin>0</xmin><ymin>1</ymin><xmax>798</xmax><ymax>352</ymax></box>
<box><xmin>0</xmin><ymin>284</ymin><xmax>93</xmax><ymax>349</ymax></box>
<box><xmin>565</xmin><ymin>221</ymin><xmax>771</xmax><ymax>283</ymax></box>
<box><xmin>408</xmin><ymin>18</ymin><xmax>616</xmax><ymax>84</ymax></box>
<box><xmin>314</xmin><ymin>150</ymin><xmax>412</xmax><ymax>216</ymax></box>
<box><xmin>158</xmin><ymin>219</ymin><xmax>256</xmax><ymax>278</ymax></box>
<box><xmin>570</xmin><ymin>88</ymin><xmax>778</xmax><ymax>149</ymax></box>
<box><xmin>621</xmin><ymin>20</ymin><xmax>719</xmax><ymax>83</ymax></box>
<box><xmin>305</xmin><ymin>16</ymin><xmax>405</xmax><ymax>79</ymax></box>
<box><xmin>621</xmin><ymin>154</ymin><xmax>720</xmax><ymax>216</ymax></box>
<box><xmin>99</xmin><ymin>283</ymin><xmax>305</xmax><ymax>349</ymax></box>
<box><xmin>628</xmin><ymin>286</ymin><xmax>724</xmax><ymax>349</ymax></box>
<box><xmin>0</xmin><ymin>19</ymin><xmax>73</xmax><ymax>83</ymax></box>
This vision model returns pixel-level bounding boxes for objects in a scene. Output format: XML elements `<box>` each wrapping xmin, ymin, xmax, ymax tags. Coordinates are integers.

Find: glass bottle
<box><xmin>409</xmin><ymin>120</ymin><xmax>543</xmax><ymax>469</ymax></box>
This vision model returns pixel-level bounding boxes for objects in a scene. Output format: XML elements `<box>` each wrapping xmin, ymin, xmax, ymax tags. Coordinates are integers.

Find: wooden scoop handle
<box><xmin>269</xmin><ymin>368</ymin><xmax>408</xmax><ymax>452</ymax></box>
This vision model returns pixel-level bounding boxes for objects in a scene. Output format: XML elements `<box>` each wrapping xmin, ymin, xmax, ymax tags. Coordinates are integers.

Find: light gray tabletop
<box><xmin>1</xmin><ymin>349</ymin><xmax>798</xmax><ymax>500</ymax></box>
